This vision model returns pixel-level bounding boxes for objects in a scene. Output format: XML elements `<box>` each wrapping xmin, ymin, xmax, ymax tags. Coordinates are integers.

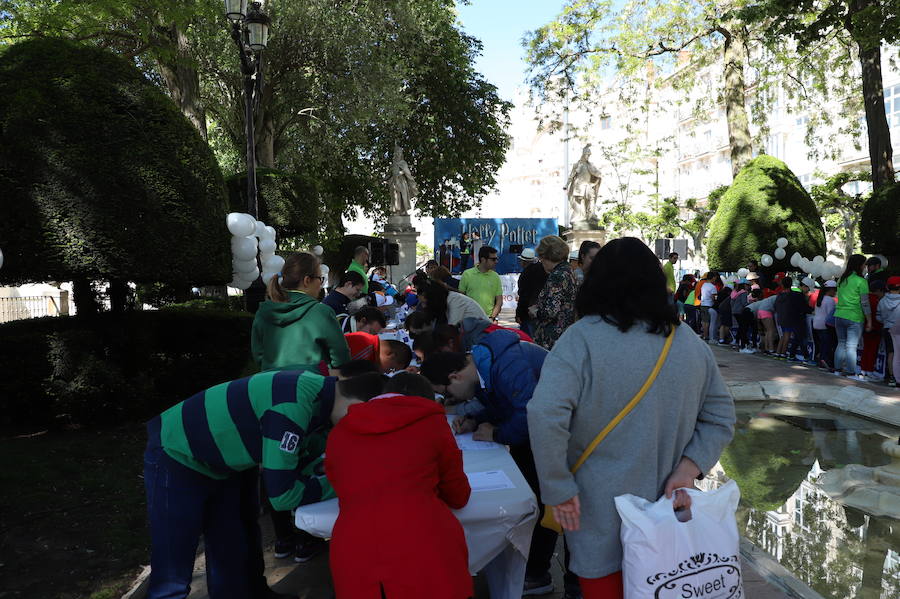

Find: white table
<box><xmin>295</xmin><ymin>416</ymin><xmax>538</xmax><ymax>599</ymax></box>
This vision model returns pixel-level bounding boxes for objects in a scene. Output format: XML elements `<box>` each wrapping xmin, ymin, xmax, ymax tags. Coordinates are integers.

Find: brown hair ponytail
<box><xmin>266</xmin><ymin>252</ymin><xmax>320</xmax><ymax>302</ymax></box>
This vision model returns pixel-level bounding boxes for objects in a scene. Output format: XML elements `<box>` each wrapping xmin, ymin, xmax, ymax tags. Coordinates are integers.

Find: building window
<box><xmin>885</xmin><ymin>84</ymin><xmax>900</xmax><ymax>127</ymax></box>
<box><xmin>795</xmin><ymin>116</ymin><xmax>810</xmax><ymax>127</ymax></box>
<box><xmin>799</xmin><ymin>173</ymin><xmax>812</xmax><ymax>191</ymax></box>
<box><xmin>600</xmin><ymin>116</ymin><xmax>611</xmax><ymax>130</ymax></box>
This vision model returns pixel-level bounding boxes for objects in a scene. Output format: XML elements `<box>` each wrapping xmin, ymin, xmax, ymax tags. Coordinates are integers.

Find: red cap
<box><xmin>887</xmin><ymin>276</ymin><xmax>900</xmax><ymax>289</ymax></box>
<box><xmin>774</xmin><ymin>271</ymin><xmax>786</xmax><ymax>281</ymax></box>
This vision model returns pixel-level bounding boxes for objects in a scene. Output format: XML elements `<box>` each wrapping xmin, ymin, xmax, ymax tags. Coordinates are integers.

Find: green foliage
<box><xmin>226</xmin><ymin>169</ymin><xmax>323</xmax><ymax>238</ymax></box>
<box><xmin>0</xmin><ymin>309</ymin><xmax>253</xmax><ymax>431</ymax></box>
<box><xmin>0</xmin><ymin>38</ymin><xmax>230</xmax><ymax>286</ymax></box>
<box><xmin>707</xmin><ymin>155</ymin><xmax>826</xmax><ymax>271</ymax></box>
<box><xmin>859</xmin><ymin>183</ymin><xmax>900</xmax><ymax>255</ymax></box>
<box><xmin>658</xmin><ymin>186</ymin><xmax>725</xmax><ymax>260</ymax></box>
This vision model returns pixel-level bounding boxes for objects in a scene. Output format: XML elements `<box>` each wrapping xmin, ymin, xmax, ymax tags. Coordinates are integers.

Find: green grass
<box><xmin>0</xmin><ymin>425</ymin><xmax>149</xmax><ymax>598</ymax></box>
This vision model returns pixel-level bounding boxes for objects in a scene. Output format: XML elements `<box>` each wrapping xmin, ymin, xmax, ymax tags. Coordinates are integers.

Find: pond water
<box><xmin>705</xmin><ymin>403</ymin><xmax>900</xmax><ymax>599</ymax></box>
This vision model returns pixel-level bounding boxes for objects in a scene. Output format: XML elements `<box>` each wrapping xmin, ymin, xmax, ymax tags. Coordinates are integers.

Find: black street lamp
<box><xmin>224</xmin><ymin>0</ymin><xmax>270</xmax><ymax>219</ymax></box>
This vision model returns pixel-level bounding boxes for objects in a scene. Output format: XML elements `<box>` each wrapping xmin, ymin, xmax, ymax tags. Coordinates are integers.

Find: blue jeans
<box><xmin>144</xmin><ymin>439</ymin><xmax>265</xmax><ymax>598</ymax></box>
<box><xmin>834</xmin><ymin>317</ymin><xmax>863</xmax><ymax>375</ymax></box>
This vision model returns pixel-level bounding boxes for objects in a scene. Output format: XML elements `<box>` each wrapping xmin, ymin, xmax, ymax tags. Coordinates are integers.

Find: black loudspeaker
<box><xmin>369</xmin><ymin>240</ymin><xmax>387</xmax><ymax>265</ymax></box>
<box><xmin>509</xmin><ymin>244</ymin><xmax>524</xmax><ymax>255</ymax></box>
<box><xmin>672</xmin><ymin>239</ymin><xmax>688</xmax><ymax>258</ymax></box>
<box><xmin>386</xmin><ymin>242</ymin><xmax>400</xmax><ymax>266</ymax></box>
<box><xmin>654</xmin><ymin>239</ymin><xmax>670</xmax><ymax>259</ymax></box>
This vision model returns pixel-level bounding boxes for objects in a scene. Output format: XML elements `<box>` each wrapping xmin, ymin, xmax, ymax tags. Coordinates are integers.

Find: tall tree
<box><xmin>525</xmin><ymin>0</ymin><xmax>757</xmax><ymax>178</ymax></box>
<box><xmin>739</xmin><ymin>0</ymin><xmax>899</xmax><ymax>189</ymax></box>
<box><xmin>810</xmin><ymin>171</ymin><xmax>869</xmax><ymax>260</ymax></box>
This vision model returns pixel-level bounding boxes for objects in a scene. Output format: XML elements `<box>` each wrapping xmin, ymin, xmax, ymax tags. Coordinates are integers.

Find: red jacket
<box><xmin>325</xmin><ymin>395</ymin><xmax>472</xmax><ymax>599</ymax></box>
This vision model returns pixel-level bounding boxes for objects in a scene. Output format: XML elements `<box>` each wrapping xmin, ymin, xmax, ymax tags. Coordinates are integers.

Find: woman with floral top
<box><xmin>530</xmin><ymin>235</ymin><xmax>578</xmax><ymax>349</ymax></box>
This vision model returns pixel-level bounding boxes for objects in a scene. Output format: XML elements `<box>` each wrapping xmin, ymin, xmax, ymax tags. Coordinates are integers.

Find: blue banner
<box><xmin>434</xmin><ymin>218</ymin><xmax>559</xmax><ymax>274</ymax></box>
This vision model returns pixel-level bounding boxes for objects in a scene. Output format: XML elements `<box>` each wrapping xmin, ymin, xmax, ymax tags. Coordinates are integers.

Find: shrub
<box><xmin>859</xmin><ymin>183</ymin><xmax>900</xmax><ymax>256</ymax></box>
<box><xmin>0</xmin><ymin>309</ymin><xmax>254</xmax><ymax>432</ymax></box>
<box><xmin>0</xmin><ymin>38</ymin><xmax>231</xmax><ymax>288</ymax></box>
<box><xmin>706</xmin><ymin>155</ymin><xmax>826</xmax><ymax>271</ymax></box>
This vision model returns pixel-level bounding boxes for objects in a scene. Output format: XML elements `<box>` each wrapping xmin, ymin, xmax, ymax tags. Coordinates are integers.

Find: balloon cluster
<box><xmin>226</xmin><ymin>213</ymin><xmax>284</xmax><ymax>290</ymax></box>
<box><xmin>758</xmin><ymin>237</ymin><xmax>843</xmax><ymax>280</ymax></box>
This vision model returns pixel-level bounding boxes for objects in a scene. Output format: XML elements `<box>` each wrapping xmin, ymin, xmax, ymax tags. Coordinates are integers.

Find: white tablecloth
<box><xmin>295</xmin><ymin>416</ymin><xmax>538</xmax><ymax>599</ymax></box>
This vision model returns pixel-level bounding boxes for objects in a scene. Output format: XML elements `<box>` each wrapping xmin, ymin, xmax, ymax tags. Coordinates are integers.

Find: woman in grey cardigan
<box><xmin>528</xmin><ymin>238</ymin><xmax>735</xmax><ymax>598</ymax></box>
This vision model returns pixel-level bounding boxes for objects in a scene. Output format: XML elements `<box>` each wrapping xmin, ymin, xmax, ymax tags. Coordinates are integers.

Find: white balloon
<box><xmin>774</xmin><ymin>248</ymin><xmax>786</xmax><ymax>260</ymax></box>
<box><xmin>261</xmin><ymin>271</ymin><xmax>278</xmax><ymax>283</ymax></box>
<box><xmin>233</xmin><ymin>259</ymin><xmax>258</xmax><ymax>274</ymax></box>
<box><xmin>760</xmin><ymin>254</ymin><xmax>773</xmax><ymax>267</ymax></box>
<box><xmin>226</xmin><ymin>213</ymin><xmax>256</xmax><ymax>237</ymax></box>
<box><xmin>790</xmin><ymin>252</ymin><xmax>801</xmax><ymax>267</ymax></box>
<box><xmin>263</xmin><ymin>254</ymin><xmax>285</xmax><ymax>273</ymax></box>
<box><xmin>807</xmin><ymin>264</ymin><xmax>820</xmax><ymax>278</ymax></box>
<box><xmin>259</xmin><ymin>239</ymin><xmax>277</xmax><ymax>254</ymax></box>
<box><xmin>312</xmin><ymin>245</ymin><xmax>324</xmax><ymax>256</ymax></box>
<box><xmin>0</xmin><ymin>247</ymin><xmax>4</xmax><ymax>270</ymax></box>
<box><xmin>813</xmin><ymin>255</ymin><xmax>825</xmax><ymax>265</ymax></box>
<box><xmin>254</xmin><ymin>221</ymin><xmax>268</xmax><ymax>238</ymax></box>
<box><xmin>232</xmin><ymin>278</ymin><xmax>252</xmax><ymax>290</ymax></box>
<box><xmin>320</xmin><ymin>264</ymin><xmax>330</xmax><ymax>277</ymax></box>
<box><xmin>241</xmin><ymin>266</ymin><xmax>260</xmax><ymax>281</ymax></box>
<box><xmin>776</xmin><ymin>237</ymin><xmax>788</xmax><ymax>248</ymax></box>
<box><xmin>264</xmin><ymin>226</ymin><xmax>277</xmax><ymax>240</ymax></box>
<box><xmin>737</xmin><ymin>268</ymin><xmax>749</xmax><ymax>278</ymax></box>
<box><xmin>231</xmin><ymin>235</ymin><xmax>258</xmax><ymax>261</ymax></box>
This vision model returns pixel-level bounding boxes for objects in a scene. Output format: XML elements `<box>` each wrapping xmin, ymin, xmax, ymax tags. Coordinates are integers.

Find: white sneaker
<box><xmin>846</xmin><ymin>374</ymin><xmax>868</xmax><ymax>382</ymax></box>
<box><xmin>740</xmin><ymin>348</ymin><xmax>756</xmax><ymax>354</ymax></box>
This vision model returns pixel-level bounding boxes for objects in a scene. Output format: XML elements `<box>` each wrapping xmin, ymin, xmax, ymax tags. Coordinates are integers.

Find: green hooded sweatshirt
<box><xmin>252</xmin><ymin>290</ymin><xmax>351</xmax><ymax>371</ymax></box>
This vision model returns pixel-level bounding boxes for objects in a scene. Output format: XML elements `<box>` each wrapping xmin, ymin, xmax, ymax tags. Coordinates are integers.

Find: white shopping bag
<box><xmin>614</xmin><ymin>480</ymin><xmax>743</xmax><ymax>599</ymax></box>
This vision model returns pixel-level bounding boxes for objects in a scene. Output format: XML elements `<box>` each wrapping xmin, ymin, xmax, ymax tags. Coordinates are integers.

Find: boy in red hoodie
<box><xmin>325</xmin><ymin>372</ymin><xmax>472</xmax><ymax>599</ymax></box>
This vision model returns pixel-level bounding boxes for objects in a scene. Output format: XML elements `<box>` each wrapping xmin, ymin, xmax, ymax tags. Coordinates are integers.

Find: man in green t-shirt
<box><xmin>662</xmin><ymin>252</ymin><xmax>678</xmax><ymax>293</ymax></box>
<box><xmin>346</xmin><ymin>246</ymin><xmax>369</xmax><ymax>294</ymax></box>
<box><xmin>459</xmin><ymin>245</ymin><xmax>503</xmax><ymax>320</ymax></box>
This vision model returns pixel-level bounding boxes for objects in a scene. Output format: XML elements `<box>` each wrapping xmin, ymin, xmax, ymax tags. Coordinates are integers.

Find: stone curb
<box><xmin>121</xmin><ymin>565</ymin><xmax>150</xmax><ymax>599</ymax></box>
<box><xmin>740</xmin><ymin>539</ymin><xmax>824</xmax><ymax>599</ymax></box>
<box><xmin>727</xmin><ymin>381</ymin><xmax>900</xmax><ymax>427</ymax></box>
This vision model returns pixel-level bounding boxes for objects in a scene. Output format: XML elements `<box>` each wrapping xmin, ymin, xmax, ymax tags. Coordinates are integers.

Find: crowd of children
<box><xmin>673</xmin><ymin>254</ymin><xmax>900</xmax><ymax>387</ymax></box>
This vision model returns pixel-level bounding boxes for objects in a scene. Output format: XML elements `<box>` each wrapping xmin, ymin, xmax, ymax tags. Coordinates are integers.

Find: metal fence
<box><xmin>0</xmin><ymin>295</ymin><xmax>65</xmax><ymax>324</ymax></box>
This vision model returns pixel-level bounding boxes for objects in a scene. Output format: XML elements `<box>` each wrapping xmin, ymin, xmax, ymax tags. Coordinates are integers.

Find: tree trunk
<box><xmin>107</xmin><ymin>279</ymin><xmax>131</xmax><ymax>313</ymax></box>
<box><xmin>718</xmin><ymin>25</ymin><xmax>753</xmax><ymax>178</ymax></box>
<box><xmin>72</xmin><ymin>278</ymin><xmax>99</xmax><ymax>316</ymax></box>
<box><xmin>855</xmin><ymin>42</ymin><xmax>894</xmax><ymax>189</ymax></box>
<box><xmin>155</xmin><ymin>24</ymin><xmax>207</xmax><ymax>141</ymax></box>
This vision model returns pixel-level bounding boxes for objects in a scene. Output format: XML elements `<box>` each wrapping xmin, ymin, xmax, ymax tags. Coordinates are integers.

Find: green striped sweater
<box><xmin>152</xmin><ymin>370</ymin><xmax>336</xmax><ymax>511</ymax></box>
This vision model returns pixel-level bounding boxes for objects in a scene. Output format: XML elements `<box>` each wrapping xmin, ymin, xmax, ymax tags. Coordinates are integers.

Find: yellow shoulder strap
<box><xmin>570</xmin><ymin>326</ymin><xmax>676</xmax><ymax>474</ymax></box>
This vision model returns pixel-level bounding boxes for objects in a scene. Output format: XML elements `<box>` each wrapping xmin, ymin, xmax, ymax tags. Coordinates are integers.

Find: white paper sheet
<box><xmin>467</xmin><ymin>470</ymin><xmax>516</xmax><ymax>492</ymax></box>
<box><xmin>455</xmin><ymin>433</ymin><xmax>500</xmax><ymax>451</ymax></box>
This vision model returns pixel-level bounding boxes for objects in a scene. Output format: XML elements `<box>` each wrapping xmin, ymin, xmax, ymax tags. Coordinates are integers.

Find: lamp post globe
<box><xmin>246</xmin><ymin>2</ymin><xmax>271</xmax><ymax>51</ymax></box>
<box><xmin>224</xmin><ymin>0</ymin><xmax>247</xmax><ymax>22</ymax></box>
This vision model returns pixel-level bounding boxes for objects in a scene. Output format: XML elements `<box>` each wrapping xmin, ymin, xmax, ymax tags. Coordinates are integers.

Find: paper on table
<box><xmin>467</xmin><ymin>470</ymin><xmax>516</xmax><ymax>492</ymax></box>
<box><xmin>455</xmin><ymin>433</ymin><xmax>499</xmax><ymax>452</ymax></box>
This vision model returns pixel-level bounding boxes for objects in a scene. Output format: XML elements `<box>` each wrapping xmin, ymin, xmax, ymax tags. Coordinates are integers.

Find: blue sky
<box><xmin>455</xmin><ymin>0</ymin><xmax>566</xmax><ymax>101</ymax></box>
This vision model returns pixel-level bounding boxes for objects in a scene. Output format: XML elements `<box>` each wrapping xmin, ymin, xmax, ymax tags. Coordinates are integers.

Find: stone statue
<box><xmin>389</xmin><ymin>145</ymin><xmax>418</xmax><ymax>216</ymax></box>
<box><xmin>564</xmin><ymin>144</ymin><xmax>602</xmax><ymax>225</ymax></box>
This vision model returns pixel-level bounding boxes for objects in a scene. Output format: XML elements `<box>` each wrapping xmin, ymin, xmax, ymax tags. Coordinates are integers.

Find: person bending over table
<box><xmin>326</xmin><ymin>372</ymin><xmax>472</xmax><ymax>599</ymax></box>
<box><xmin>142</xmin><ymin>371</ymin><xmax>375</xmax><ymax>599</ymax></box>
<box><xmin>419</xmin><ymin>330</ymin><xmax>579</xmax><ymax>597</ymax></box>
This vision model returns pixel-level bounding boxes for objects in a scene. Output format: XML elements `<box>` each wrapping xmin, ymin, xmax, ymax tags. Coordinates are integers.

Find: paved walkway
<box><xmin>710</xmin><ymin>341</ymin><xmax>899</xmax><ymax>397</ymax></box>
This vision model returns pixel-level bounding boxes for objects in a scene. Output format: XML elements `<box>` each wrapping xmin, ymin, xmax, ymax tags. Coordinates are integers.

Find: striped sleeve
<box><xmin>260</xmin><ymin>376</ymin><xmax>337</xmax><ymax>510</ymax></box>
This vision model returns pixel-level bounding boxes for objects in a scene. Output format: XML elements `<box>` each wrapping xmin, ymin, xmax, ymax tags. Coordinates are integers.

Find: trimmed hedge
<box><xmin>226</xmin><ymin>169</ymin><xmax>321</xmax><ymax>238</ymax></box>
<box><xmin>0</xmin><ymin>38</ymin><xmax>230</xmax><ymax>287</ymax></box>
<box><xmin>0</xmin><ymin>309</ymin><xmax>254</xmax><ymax>432</ymax></box>
<box><xmin>860</xmin><ymin>183</ymin><xmax>900</xmax><ymax>255</ymax></box>
<box><xmin>707</xmin><ymin>155</ymin><xmax>826</xmax><ymax>271</ymax></box>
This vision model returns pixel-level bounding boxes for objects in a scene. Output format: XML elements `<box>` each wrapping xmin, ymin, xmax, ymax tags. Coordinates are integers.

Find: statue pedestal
<box><xmin>383</xmin><ymin>215</ymin><xmax>420</xmax><ymax>289</ymax></box>
<box><xmin>564</xmin><ymin>226</ymin><xmax>607</xmax><ymax>252</ymax></box>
